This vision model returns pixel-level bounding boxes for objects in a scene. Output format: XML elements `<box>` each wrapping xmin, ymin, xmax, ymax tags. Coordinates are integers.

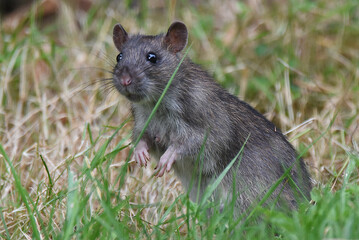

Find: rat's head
<box><xmin>112</xmin><ymin>21</ymin><xmax>188</xmax><ymax>103</ymax></box>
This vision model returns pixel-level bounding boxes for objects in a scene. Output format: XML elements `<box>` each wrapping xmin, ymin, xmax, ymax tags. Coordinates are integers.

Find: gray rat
<box><xmin>111</xmin><ymin>21</ymin><xmax>312</xmax><ymax>214</ymax></box>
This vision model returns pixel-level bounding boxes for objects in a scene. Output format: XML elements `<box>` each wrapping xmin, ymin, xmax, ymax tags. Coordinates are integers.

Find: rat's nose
<box><xmin>120</xmin><ymin>74</ymin><xmax>132</xmax><ymax>86</ymax></box>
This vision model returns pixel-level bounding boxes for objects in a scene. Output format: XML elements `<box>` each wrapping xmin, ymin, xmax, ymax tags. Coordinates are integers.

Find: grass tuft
<box><xmin>1</xmin><ymin>0</ymin><xmax>358</xmax><ymax>238</ymax></box>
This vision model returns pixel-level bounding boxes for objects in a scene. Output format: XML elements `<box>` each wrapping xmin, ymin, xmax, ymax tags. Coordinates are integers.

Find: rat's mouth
<box><xmin>113</xmin><ymin>78</ymin><xmax>146</xmax><ymax>102</ymax></box>
<box><xmin>123</xmin><ymin>91</ymin><xmax>143</xmax><ymax>102</ymax></box>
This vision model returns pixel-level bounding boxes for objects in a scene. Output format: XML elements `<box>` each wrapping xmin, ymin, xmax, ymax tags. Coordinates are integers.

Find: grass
<box><xmin>0</xmin><ymin>0</ymin><xmax>359</xmax><ymax>239</ymax></box>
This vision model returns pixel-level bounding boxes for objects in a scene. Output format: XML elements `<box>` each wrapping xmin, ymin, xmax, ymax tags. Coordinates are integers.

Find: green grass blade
<box><xmin>198</xmin><ymin>134</ymin><xmax>250</xmax><ymax>208</ymax></box>
<box><xmin>98</xmin><ymin>202</ymin><xmax>127</xmax><ymax>238</ymax></box>
<box><xmin>46</xmin><ymin>201</ymin><xmax>57</xmax><ymax>240</ymax></box>
<box><xmin>40</xmin><ymin>154</ymin><xmax>54</xmax><ymax>199</ymax></box>
<box><xmin>0</xmin><ymin>207</ymin><xmax>10</xmax><ymax>240</ymax></box>
<box><xmin>61</xmin><ymin>169</ymin><xmax>88</xmax><ymax>240</ymax></box>
<box><xmin>86</xmin><ymin>122</ymin><xmax>94</xmax><ymax>145</ymax></box>
<box><xmin>133</xmin><ymin>45</ymin><xmax>191</xmax><ymax>148</ymax></box>
<box><xmin>105</xmin><ymin>133</ymin><xmax>131</xmax><ymax>160</ymax></box>
<box><xmin>194</xmin><ymin>131</ymin><xmax>209</xmax><ymax>204</ymax></box>
<box><xmin>343</xmin><ymin>152</ymin><xmax>358</xmax><ymax>187</ymax></box>
<box><xmin>90</xmin><ymin>123</ymin><xmax>125</xmax><ymax>169</ymax></box>
<box><xmin>156</xmin><ymin>195</ymin><xmax>182</xmax><ymax>227</ymax></box>
<box><xmin>0</xmin><ymin>144</ymin><xmax>41</xmax><ymax>240</ymax></box>
<box><xmin>89</xmin><ymin>137</ymin><xmax>113</xmax><ymax>169</ymax></box>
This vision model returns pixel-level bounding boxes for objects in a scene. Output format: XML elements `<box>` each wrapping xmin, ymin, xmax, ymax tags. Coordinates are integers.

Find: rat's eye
<box><xmin>116</xmin><ymin>53</ymin><xmax>123</xmax><ymax>62</ymax></box>
<box><xmin>146</xmin><ymin>52</ymin><xmax>157</xmax><ymax>63</ymax></box>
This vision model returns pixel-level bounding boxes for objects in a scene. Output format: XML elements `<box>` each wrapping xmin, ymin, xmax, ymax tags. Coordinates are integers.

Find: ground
<box><xmin>0</xmin><ymin>0</ymin><xmax>358</xmax><ymax>239</ymax></box>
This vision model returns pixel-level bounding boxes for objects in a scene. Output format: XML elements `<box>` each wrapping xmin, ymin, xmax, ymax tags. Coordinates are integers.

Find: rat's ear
<box><xmin>113</xmin><ymin>24</ymin><xmax>129</xmax><ymax>51</ymax></box>
<box><xmin>163</xmin><ymin>21</ymin><xmax>188</xmax><ymax>53</ymax></box>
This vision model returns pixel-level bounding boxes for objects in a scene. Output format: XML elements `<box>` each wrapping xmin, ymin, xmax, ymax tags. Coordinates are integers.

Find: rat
<box><xmin>111</xmin><ymin>21</ymin><xmax>312</xmax><ymax>214</ymax></box>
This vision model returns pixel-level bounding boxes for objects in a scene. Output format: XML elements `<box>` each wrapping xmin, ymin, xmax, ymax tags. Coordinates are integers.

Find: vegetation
<box><xmin>0</xmin><ymin>0</ymin><xmax>358</xmax><ymax>239</ymax></box>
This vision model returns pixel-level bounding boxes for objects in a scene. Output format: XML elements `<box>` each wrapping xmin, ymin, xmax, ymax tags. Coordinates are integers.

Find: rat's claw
<box><xmin>134</xmin><ymin>139</ymin><xmax>150</xmax><ymax>167</ymax></box>
<box><xmin>155</xmin><ymin>146</ymin><xmax>177</xmax><ymax>177</ymax></box>
<box><xmin>136</xmin><ymin>151</ymin><xmax>147</xmax><ymax>167</ymax></box>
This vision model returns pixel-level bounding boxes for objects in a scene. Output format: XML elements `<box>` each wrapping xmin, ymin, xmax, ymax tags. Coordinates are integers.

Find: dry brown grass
<box><xmin>0</xmin><ymin>0</ymin><xmax>358</xmax><ymax>238</ymax></box>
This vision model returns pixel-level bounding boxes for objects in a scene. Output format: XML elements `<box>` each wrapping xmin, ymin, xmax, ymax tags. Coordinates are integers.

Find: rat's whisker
<box><xmin>90</xmin><ymin>48</ymin><xmax>117</xmax><ymax>69</ymax></box>
<box><xmin>71</xmin><ymin>66</ymin><xmax>114</xmax><ymax>75</ymax></box>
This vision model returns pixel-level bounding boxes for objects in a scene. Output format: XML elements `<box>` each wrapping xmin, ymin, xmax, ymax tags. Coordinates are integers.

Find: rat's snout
<box><xmin>119</xmin><ymin>66</ymin><xmax>132</xmax><ymax>87</ymax></box>
<box><xmin>120</xmin><ymin>74</ymin><xmax>132</xmax><ymax>86</ymax></box>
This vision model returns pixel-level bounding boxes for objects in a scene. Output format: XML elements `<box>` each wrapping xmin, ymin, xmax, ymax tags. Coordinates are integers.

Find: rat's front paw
<box><xmin>155</xmin><ymin>146</ymin><xmax>177</xmax><ymax>177</ymax></box>
<box><xmin>134</xmin><ymin>139</ymin><xmax>150</xmax><ymax>167</ymax></box>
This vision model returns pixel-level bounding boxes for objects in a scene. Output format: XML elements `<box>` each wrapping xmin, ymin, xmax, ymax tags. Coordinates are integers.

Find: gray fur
<box><xmin>112</xmin><ymin>22</ymin><xmax>312</xmax><ymax>215</ymax></box>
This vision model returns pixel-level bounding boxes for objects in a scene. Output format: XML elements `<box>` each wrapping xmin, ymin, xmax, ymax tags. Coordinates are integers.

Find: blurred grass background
<box><xmin>0</xmin><ymin>0</ymin><xmax>358</xmax><ymax>239</ymax></box>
